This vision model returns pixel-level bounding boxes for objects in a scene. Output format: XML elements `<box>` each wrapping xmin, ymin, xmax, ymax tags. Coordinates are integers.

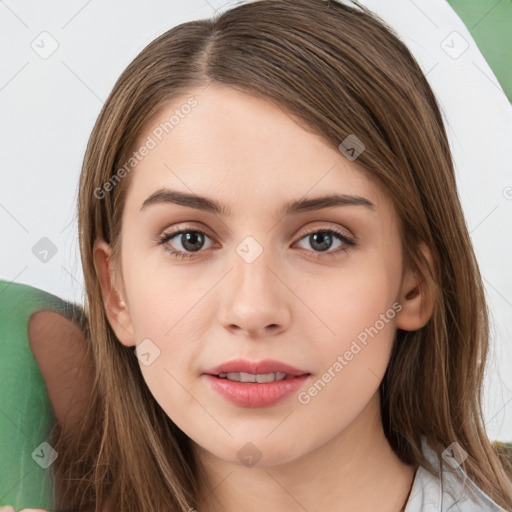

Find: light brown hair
<box><xmin>50</xmin><ymin>0</ymin><xmax>512</xmax><ymax>510</ymax></box>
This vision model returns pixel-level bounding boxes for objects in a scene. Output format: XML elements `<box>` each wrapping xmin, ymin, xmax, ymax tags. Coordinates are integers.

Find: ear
<box><xmin>396</xmin><ymin>243</ymin><xmax>435</xmax><ymax>331</ymax></box>
<box><xmin>93</xmin><ymin>239</ymin><xmax>136</xmax><ymax>347</ymax></box>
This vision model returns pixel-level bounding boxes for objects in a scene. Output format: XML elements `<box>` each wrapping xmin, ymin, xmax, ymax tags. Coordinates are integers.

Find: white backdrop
<box><xmin>1</xmin><ymin>0</ymin><xmax>511</xmax><ymax>441</ymax></box>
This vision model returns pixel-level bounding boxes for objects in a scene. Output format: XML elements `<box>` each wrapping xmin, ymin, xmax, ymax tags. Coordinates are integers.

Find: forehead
<box><xmin>124</xmin><ymin>84</ymin><xmax>391</xmax><ymax>219</ymax></box>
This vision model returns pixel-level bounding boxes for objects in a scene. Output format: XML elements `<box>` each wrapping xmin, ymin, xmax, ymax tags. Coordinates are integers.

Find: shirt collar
<box><xmin>404</xmin><ymin>437</ymin><xmax>505</xmax><ymax>511</ymax></box>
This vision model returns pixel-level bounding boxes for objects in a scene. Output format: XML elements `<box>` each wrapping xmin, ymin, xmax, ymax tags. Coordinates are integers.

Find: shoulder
<box><xmin>404</xmin><ymin>438</ymin><xmax>506</xmax><ymax>512</ymax></box>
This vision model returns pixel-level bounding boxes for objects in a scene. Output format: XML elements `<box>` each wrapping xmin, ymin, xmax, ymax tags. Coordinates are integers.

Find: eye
<box><xmin>294</xmin><ymin>226</ymin><xmax>356</xmax><ymax>257</ymax></box>
<box><xmin>158</xmin><ymin>224</ymin><xmax>356</xmax><ymax>261</ymax></box>
<box><xmin>158</xmin><ymin>226</ymin><xmax>214</xmax><ymax>260</ymax></box>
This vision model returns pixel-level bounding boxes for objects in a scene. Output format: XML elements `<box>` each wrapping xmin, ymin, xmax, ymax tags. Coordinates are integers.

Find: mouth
<box><xmin>202</xmin><ymin>359</ymin><xmax>311</xmax><ymax>407</ymax></box>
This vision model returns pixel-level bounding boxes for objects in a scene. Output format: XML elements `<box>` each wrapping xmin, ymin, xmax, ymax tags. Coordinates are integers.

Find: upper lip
<box><xmin>204</xmin><ymin>358</ymin><xmax>310</xmax><ymax>377</ymax></box>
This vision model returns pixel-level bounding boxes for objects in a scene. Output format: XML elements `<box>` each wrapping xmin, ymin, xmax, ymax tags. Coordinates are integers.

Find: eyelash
<box><xmin>158</xmin><ymin>225</ymin><xmax>356</xmax><ymax>261</ymax></box>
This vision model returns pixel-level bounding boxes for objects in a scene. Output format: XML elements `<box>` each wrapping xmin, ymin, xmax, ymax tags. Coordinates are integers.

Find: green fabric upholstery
<box><xmin>0</xmin><ymin>280</ymin><xmax>81</xmax><ymax>511</ymax></box>
<box><xmin>447</xmin><ymin>0</ymin><xmax>512</xmax><ymax>102</ymax></box>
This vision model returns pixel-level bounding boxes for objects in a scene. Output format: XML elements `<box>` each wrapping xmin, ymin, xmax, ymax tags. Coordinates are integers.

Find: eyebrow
<box><xmin>140</xmin><ymin>188</ymin><xmax>375</xmax><ymax>216</ymax></box>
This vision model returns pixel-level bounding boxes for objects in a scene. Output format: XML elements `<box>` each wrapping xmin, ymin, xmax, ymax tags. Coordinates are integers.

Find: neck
<box><xmin>194</xmin><ymin>393</ymin><xmax>416</xmax><ymax>512</ymax></box>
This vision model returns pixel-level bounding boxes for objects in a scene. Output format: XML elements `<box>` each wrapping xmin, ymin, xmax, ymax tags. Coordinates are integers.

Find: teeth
<box><xmin>217</xmin><ymin>372</ymin><xmax>288</xmax><ymax>382</ymax></box>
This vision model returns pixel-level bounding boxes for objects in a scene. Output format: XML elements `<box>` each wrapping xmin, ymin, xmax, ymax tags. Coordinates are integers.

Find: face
<box><xmin>96</xmin><ymin>83</ymin><xmax>427</xmax><ymax>468</ymax></box>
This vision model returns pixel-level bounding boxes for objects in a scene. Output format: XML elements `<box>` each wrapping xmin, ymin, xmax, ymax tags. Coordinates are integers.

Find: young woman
<box><xmin>21</xmin><ymin>0</ymin><xmax>512</xmax><ymax>510</ymax></box>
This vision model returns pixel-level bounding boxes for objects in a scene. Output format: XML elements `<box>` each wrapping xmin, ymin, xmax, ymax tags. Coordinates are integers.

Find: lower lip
<box><xmin>204</xmin><ymin>374</ymin><xmax>310</xmax><ymax>408</ymax></box>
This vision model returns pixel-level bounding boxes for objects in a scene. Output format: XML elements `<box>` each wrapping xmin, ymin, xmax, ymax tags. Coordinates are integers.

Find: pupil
<box><xmin>311</xmin><ymin>232</ymin><xmax>332</xmax><ymax>252</ymax></box>
<box><xmin>182</xmin><ymin>232</ymin><xmax>204</xmax><ymax>252</ymax></box>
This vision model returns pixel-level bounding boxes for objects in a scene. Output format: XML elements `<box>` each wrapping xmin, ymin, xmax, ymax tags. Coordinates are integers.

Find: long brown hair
<box><xmin>50</xmin><ymin>0</ymin><xmax>512</xmax><ymax>510</ymax></box>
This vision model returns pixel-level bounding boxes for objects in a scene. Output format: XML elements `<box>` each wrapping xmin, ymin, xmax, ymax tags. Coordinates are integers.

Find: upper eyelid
<box><xmin>161</xmin><ymin>221</ymin><xmax>353</xmax><ymax>235</ymax></box>
<box><xmin>300</xmin><ymin>224</ymin><xmax>353</xmax><ymax>239</ymax></box>
<box><xmin>160</xmin><ymin>224</ymin><xmax>214</xmax><ymax>241</ymax></box>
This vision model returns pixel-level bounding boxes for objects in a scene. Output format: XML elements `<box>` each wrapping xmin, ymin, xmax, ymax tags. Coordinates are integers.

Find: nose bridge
<box><xmin>218</xmin><ymin>233</ymin><xmax>289</xmax><ymax>334</ymax></box>
<box><xmin>231</xmin><ymin>233</ymin><xmax>279</xmax><ymax>299</ymax></box>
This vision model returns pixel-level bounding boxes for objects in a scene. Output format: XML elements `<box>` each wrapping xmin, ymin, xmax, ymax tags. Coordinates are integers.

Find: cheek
<box><xmin>122</xmin><ymin>251</ymin><xmax>204</xmax><ymax>336</ymax></box>
<box><xmin>126</xmin><ymin>275</ymin><xmax>208</xmax><ymax>423</ymax></box>
<box><xmin>122</xmin><ymin>257</ymin><xmax>212</xmax><ymax>386</ymax></box>
<box><xmin>298</xmin><ymin>260</ymin><xmax>398</xmax><ymax>346</ymax></box>
<box><xmin>294</xmin><ymin>257</ymin><xmax>400</xmax><ymax>400</ymax></box>
<box><xmin>293</xmin><ymin>272</ymin><xmax>398</xmax><ymax>436</ymax></box>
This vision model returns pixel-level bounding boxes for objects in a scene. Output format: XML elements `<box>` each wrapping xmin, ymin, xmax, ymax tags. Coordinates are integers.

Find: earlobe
<box><xmin>93</xmin><ymin>240</ymin><xmax>136</xmax><ymax>347</ymax></box>
<box><xmin>395</xmin><ymin>243</ymin><xmax>435</xmax><ymax>332</ymax></box>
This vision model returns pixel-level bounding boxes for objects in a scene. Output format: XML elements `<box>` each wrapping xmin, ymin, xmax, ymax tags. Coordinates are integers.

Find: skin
<box><xmin>93</xmin><ymin>83</ymin><xmax>434</xmax><ymax>512</ymax></box>
<box><xmin>28</xmin><ymin>311</ymin><xmax>94</xmax><ymax>433</ymax></box>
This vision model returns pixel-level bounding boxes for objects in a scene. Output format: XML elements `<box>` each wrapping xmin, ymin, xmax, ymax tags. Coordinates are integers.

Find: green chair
<box><xmin>0</xmin><ymin>279</ymin><xmax>82</xmax><ymax>511</ymax></box>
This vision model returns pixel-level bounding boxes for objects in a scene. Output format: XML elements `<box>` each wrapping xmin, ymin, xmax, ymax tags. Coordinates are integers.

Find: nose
<box><xmin>218</xmin><ymin>244</ymin><xmax>291</xmax><ymax>338</ymax></box>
